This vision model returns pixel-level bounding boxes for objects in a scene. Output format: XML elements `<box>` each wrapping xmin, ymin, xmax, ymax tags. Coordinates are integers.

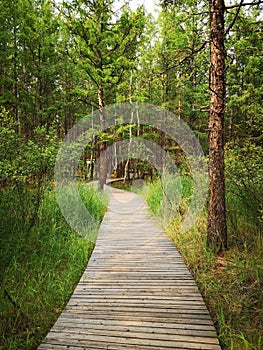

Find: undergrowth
<box><xmin>0</xmin><ymin>184</ymin><xmax>106</xmax><ymax>350</ymax></box>
<box><xmin>142</xmin><ymin>162</ymin><xmax>263</xmax><ymax>350</ymax></box>
<box><xmin>168</xmin><ymin>215</ymin><xmax>263</xmax><ymax>350</ymax></box>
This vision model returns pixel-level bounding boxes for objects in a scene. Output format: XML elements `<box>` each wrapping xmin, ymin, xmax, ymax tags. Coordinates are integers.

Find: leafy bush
<box><xmin>0</xmin><ymin>108</ymin><xmax>59</xmax><ymax>187</ymax></box>
<box><xmin>0</xmin><ymin>108</ymin><xmax>60</xmax><ymax>234</ymax></box>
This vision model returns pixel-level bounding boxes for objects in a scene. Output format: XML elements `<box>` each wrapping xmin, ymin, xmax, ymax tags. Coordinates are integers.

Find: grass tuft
<box><xmin>0</xmin><ymin>184</ymin><xmax>106</xmax><ymax>350</ymax></box>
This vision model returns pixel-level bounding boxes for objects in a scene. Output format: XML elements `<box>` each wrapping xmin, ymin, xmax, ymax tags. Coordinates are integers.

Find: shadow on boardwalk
<box><xmin>38</xmin><ymin>186</ymin><xmax>221</xmax><ymax>350</ymax></box>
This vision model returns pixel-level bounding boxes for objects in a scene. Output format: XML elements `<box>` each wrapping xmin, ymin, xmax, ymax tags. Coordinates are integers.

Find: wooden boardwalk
<box><xmin>38</xmin><ymin>186</ymin><xmax>221</xmax><ymax>350</ymax></box>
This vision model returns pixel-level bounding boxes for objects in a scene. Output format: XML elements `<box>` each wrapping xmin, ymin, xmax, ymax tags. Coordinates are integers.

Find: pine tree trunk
<box><xmin>207</xmin><ymin>0</ymin><xmax>227</xmax><ymax>253</ymax></box>
<box><xmin>97</xmin><ymin>89</ymin><xmax>106</xmax><ymax>190</ymax></box>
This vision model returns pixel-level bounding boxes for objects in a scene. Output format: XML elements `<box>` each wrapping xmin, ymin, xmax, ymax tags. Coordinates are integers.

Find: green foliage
<box><xmin>168</xmin><ymin>214</ymin><xmax>263</xmax><ymax>350</ymax></box>
<box><xmin>225</xmin><ymin>143</ymin><xmax>263</xmax><ymax>243</ymax></box>
<box><xmin>226</xmin><ymin>9</ymin><xmax>263</xmax><ymax>144</ymax></box>
<box><xmin>135</xmin><ymin>2</ymin><xmax>209</xmax><ymax>152</ymax></box>
<box><xmin>0</xmin><ymin>0</ymin><xmax>62</xmax><ymax>128</ymax></box>
<box><xmin>0</xmin><ymin>108</ymin><xmax>59</xmax><ymax>181</ymax></box>
<box><xmin>61</xmin><ymin>0</ymin><xmax>146</xmax><ymax>106</ymax></box>
<box><xmin>142</xmin><ymin>179</ymin><xmax>163</xmax><ymax>215</ymax></box>
<box><xmin>0</xmin><ymin>185</ymin><xmax>105</xmax><ymax>350</ymax></box>
<box><xmin>141</xmin><ymin>173</ymin><xmax>193</xmax><ymax>226</ymax></box>
<box><xmin>78</xmin><ymin>184</ymin><xmax>107</xmax><ymax>223</ymax></box>
<box><xmin>0</xmin><ymin>0</ymin><xmax>262</xmax><ymax>347</ymax></box>
<box><xmin>0</xmin><ymin>108</ymin><xmax>60</xmax><ymax>232</ymax></box>
<box><xmin>0</xmin><ymin>0</ymin><xmax>88</xmax><ymax>135</ymax></box>
<box><xmin>144</xmin><ymin>177</ymin><xmax>263</xmax><ymax>349</ymax></box>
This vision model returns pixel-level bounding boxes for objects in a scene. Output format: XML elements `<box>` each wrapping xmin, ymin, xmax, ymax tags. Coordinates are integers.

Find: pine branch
<box><xmin>225</xmin><ymin>1</ymin><xmax>263</xmax><ymax>9</ymax></box>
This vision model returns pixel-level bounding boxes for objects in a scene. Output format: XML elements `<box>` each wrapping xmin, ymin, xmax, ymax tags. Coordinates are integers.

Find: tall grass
<box><xmin>141</xmin><ymin>173</ymin><xmax>193</xmax><ymax>226</ymax></box>
<box><xmin>0</xmin><ymin>184</ymin><xmax>106</xmax><ymax>350</ymax></box>
<box><xmin>142</xmin><ymin>161</ymin><xmax>263</xmax><ymax>349</ymax></box>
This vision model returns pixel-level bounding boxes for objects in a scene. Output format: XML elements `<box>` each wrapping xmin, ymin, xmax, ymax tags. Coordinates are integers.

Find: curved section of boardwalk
<box><xmin>38</xmin><ymin>186</ymin><xmax>221</xmax><ymax>350</ymax></box>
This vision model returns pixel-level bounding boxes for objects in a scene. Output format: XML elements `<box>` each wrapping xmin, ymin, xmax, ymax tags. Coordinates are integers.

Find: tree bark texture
<box><xmin>207</xmin><ymin>0</ymin><xmax>227</xmax><ymax>253</ymax></box>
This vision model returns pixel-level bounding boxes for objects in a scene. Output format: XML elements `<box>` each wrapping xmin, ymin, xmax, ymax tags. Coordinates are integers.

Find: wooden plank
<box><xmin>53</xmin><ymin>311</ymin><xmax>215</xmax><ymax>325</ymax></box>
<box><xmin>38</xmin><ymin>186</ymin><xmax>221</xmax><ymax>350</ymax></box>
<box><xmin>60</xmin><ymin>309</ymin><xmax>213</xmax><ymax>321</ymax></box>
<box><xmin>41</xmin><ymin>333</ymin><xmax>221</xmax><ymax>350</ymax></box>
<box><xmin>45</xmin><ymin>329</ymin><xmax>220</xmax><ymax>346</ymax></box>
<box><xmin>55</xmin><ymin>318</ymin><xmax>217</xmax><ymax>331</ymax></box>
<box><xmin>38</xmin><ymin>342</ymin><xmax>213</xmax><ymax>350</ymax></box>
<box><xmin>53</xmin><ymin>323</ymin><xmax>218</xmax><ymax>338</ymax></box>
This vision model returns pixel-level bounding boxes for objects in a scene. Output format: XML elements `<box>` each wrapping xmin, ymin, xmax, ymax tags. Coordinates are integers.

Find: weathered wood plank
<box><xmin>55</xmin><ymin>318</ymin><xmax>217</xmax><ymax>331</ymax></box>
<box><xmin>52</xmin><ymin>311</ymin><xmax>215</xmax><ymax>325</ymax></box>
<box><xmin>38</xmin><ymin>186</ymin><xmax>221</xmax><ymax>350</ymax></box>
<box><xmin>40</xmin><ymin>334</ymin><xmax>221</xmax><ymax>350</ymax></box>
<box><xmin>53</xmin><ymin>324</ymin><xmax>218</xmax><ymax>339</ymax></box>
<box><xmin>45</xmin><ymin>330</ymin><xmax>220</xmax><ymax>346</ymax></box>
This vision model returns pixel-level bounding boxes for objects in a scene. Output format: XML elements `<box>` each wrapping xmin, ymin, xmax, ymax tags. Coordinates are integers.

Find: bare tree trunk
<box><xmin>123</xmin><ymin>74</ymin><xmax>134</xmax><ymax>184</ymax></box>
<box><xmin>98</xmin><ymin>89</ymin><xmax>106</xmax><ymax>190</ymax></box>
<box><xmin>207</xmin><ymin>0</ymin><xmax>227</xmax><ymax>253</ymax></box>
<box><xmin>13</xmin><ymin>25</ymin><xmax>19</xmax><ymax>134</ymax></box>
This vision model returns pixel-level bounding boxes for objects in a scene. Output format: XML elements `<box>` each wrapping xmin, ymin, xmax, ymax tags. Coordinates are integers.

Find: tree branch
<box><xmin>225</xmin><ymin>1</ymin><xmax>263</xmax><ymax>9</ymax></box>
<box><xmin>159</xmin><ymin>40</ymin><xmax>208</xmax><ymax>75</ymax></box>
<box><xmin>224</xmin><ymin>0</ymin><xmax>244</xmax><ymax>36</ymax></box>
